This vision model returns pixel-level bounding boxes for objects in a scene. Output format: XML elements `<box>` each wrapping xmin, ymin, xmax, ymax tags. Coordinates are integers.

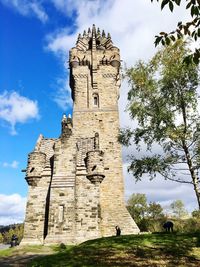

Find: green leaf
<box><xmin>186</xmin><ymin>1</ymin><xmax>192</xmax><ymax>9</ymax></box>
<box><xmin>183</xmin><ymin>55</ymin><xmax>192</xmax><ymax>65</ymax></box>
<box><xmin>161</xmin><ymin>0</ymin><xmax>169</xmax><ymax>10</ymax></box>
<box><xmin>191</xmin><ymin>5</ymin><xmax>195</xmax><ymax>17</ymax></box>
<box><xmin>193</xmin><ymin>55</ymin><xmax>199</xmax><ymax>65</ymax></box>
<box><xmin>154</xmin><ymin>36</ymin><xmax>162</xmax><ymax>46</ymax></box>
<box><xmin>194</xmin><ymin>6</ymin><xmax>199</xmax><ymax>16</ymax></box>
<box><xmin>170</xmin><ymin>35</ymin><xmax>176</xmax><ymax>41</ymax></box>
<box><xmin>174</xmin><ymin>0</ymin><xmax>181</xmax><ymax>6</ymax></box>
<box><xmin>169</xmin><ymin>1</ymin><xmax>174</xmax><ymax>11</ymax></box>
<box><xmin>177</xmin><ymin>21</ymin><xmax>182</xmax><ymax>27</ymax></box>
<box><xmin>165</xmin><ymin>37</ymin><xmax>171</xmax><ymax>45</ymax></box>
<box><xmin>161</xmin><ymin>39</ymin><xmax>166</xmax><ymax>45</ymax></box>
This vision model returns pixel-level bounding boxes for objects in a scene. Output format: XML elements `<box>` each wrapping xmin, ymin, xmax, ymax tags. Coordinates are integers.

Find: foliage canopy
<box><xmin>151</xmin><ymin>0</ymin><xmax>200</xmax><ymax>64</ymax></box>
<box><xmin>120</xmin><ymin>40</ymin><xmax>200</xmax><ymax>209</ymax></box>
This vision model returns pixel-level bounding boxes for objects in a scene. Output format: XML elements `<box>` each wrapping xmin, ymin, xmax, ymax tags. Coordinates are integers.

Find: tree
<box><xmin>151</xmin><ymin>0</ymin><xmax>200</xmax><ymax>64</ymax></box>
<box><xmin>127</xmin><ymin>194</ymin><xmax>166</xmax><ymax>232</ymax></box>
<box><xmin>170</xmin><ymin>200</ymin><xmax>188</xmax><ymax>218</ymax></box>
<box><xmin>148</xmin><ymin>201</ymin><xmax>164</xmax><ymax>219</ymax></box>
<box><xmin>0</xmin><ymin>233</ymin><xmax>3</xmax><ymax>243</ymax></box>
<box><xmin>192</xmin><ymin>209</ymin><xmax>200</xmax><ymax>218</ymax></box>
<box><xmin>127</xmin><ymin>193</ymin><xmax>148</xmax><ymax>223</ymax></box>
<box><xmin>0</xmin><ymin>224</ymin><xmax>24</xmax><ymax>244</ymax></box>
<box><xmin>120</xmin><ymin>40</ymin><xmax>200</xmax><ymax>209</ymax></box>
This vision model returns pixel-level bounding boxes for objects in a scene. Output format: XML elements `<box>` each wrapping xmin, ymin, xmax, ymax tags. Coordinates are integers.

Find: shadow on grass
<box><xmin>24</xmin><ymin>233</ymin><xmax>200</xmax><ymax>266</ymax></box>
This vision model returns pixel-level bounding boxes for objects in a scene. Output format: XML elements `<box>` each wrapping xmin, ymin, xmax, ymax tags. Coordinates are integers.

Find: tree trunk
<box><xmin>180</xmin><ymin>94</ymin><xmax>200</xmax><ymax>210</ymax></box>
<box><xmin>182</xmin><ymin>142</ymin><xmax>200</xmax><ymax>210</ymax></box>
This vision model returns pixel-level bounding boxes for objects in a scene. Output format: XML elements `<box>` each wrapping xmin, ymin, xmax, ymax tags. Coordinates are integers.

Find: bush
<box><xmin>137</xmin><ymin>218</ymin><xmax>167</xmax><ymax>232</ymax></box>
<box><xmin>1</xmin><ymin>224</ymin><xmax>24</xmax><ymax>244</ymax></box>
<box><xmin>136</xmin><ymin>217</ymin><xmax>200</xmax><ymax>233</ymax></box>
<box><xmin>59</xmin><ymin>243</ymin><xmax>66</xmax><ymax>250</ymax></box>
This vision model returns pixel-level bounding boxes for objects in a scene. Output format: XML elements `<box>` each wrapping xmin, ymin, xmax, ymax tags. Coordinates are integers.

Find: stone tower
<box><xmin>21</xmin><ymin>25</ymin><xmax>139</xmax><ymax>245</ymax></box>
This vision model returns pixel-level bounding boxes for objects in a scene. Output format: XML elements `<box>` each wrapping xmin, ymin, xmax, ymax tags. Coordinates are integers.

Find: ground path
<box><xmin>0</xmin><ymin>254</ymin><xmax>45</xmax><ymax>267</ymax></box>
<box><xmin>0</xmin><ymin>245</ymin><xmax>54</xmax><ymax>267</ymax></box>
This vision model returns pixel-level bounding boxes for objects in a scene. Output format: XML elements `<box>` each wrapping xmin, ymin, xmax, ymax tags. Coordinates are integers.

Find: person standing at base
<box><xmin>115</xmin><ymin>226</ymin><xmax>121</xmax><ymax>236</ymax></box>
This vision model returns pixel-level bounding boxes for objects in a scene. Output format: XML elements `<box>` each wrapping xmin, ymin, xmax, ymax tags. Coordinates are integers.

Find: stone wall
<box><xmin>22</xmin><ymin>26</ymin><xmax>139</xmax><ymax>246</ymax></box>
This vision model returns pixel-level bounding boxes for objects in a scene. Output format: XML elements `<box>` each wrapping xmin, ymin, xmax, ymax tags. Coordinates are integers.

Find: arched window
<box><xmin>93</xmin><ymin>94</ymin><xmax>99</xmax><ymax>107</ymax></box>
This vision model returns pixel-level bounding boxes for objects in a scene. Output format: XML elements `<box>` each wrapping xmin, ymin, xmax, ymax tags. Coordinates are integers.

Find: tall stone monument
<box><xmin>21</xmin><ymin>25</ymin><xmax>139</xmax><ymax>245</ymax></box>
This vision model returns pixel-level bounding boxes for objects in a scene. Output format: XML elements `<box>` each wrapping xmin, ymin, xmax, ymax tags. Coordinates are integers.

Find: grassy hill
<box><xmin>0</xmin><ymin>232</ymin><xmax>200</xmax><ymax>266</ymax></box>
<box><xmin>29</xmin><ymin>232</ymin><xmax>200</xmax><ymax>267</ymax></box>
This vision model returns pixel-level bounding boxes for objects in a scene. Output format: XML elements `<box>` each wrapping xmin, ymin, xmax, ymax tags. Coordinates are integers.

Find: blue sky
<box><xmin>0</xmin><ymin>2</ymin><xmax>72</xmax><ymax>195</ymax></box>
<box><xmin>0</xmin><ymin>0</ymin><xmax>198</xmax><ymax>225</ymax></box>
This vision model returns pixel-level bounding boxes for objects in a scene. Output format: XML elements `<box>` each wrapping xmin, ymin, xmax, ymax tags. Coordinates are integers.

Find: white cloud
<box><xmin>51</xmin><ymin>0</ymin><xmax>107</xmax><ymax>18</ymax></box>
<box><xmin>43</xmin><ymin>0</ymin><xmax>198</xmax><ymax>210</ymax></box>
<box><xmin>46</xmin><ymin>29</ymin><xmax>75</xmax><ymax>58</ymax></box>
<box><xmin>123</xmin><ymin>163</ymin><xmax>198</xmax><ymax>212</ymax></box>
<box><xmin>53</xmin><ymin>77</ymin><xmax>73</xmax><ymax>110</ymax></box>
<box><xmin>45</xmin><ymin>0</ymin><xmax>190</xmax><ymax>111</ymax></box>
<box><xmin>0</xmin><ymin>194</ymin><xmax>26</xmax><ymax>225</ymax></box>
<box><xmin>2</xmin><ymin>160</ymin><xmax>19</xmax><ymax>169</ymax></box>
<box><xmin>0</xmin><ymin>0</ymin><xmax>48</xmax><ymax>23</ymax></box>
<box><xmin>0</xmin><ymin>91</ymin><xmax>39</xmax><ymax>135</ymax></box>
<box><xmin>47</xmin><ymin>0</ymin><xmax>190</xmax><ymax>63</ymax></box>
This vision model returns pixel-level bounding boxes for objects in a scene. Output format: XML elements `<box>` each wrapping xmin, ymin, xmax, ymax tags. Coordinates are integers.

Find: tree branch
<box><xmin>160</xmin><ymin>172</ymin><xmax>193</xmax><ymax>184</ymax></box>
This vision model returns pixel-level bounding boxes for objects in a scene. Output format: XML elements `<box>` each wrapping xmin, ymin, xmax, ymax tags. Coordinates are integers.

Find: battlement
<box><xmin>70</xmin><ymin>25</ymin><xmax>120</xmax><ymax>68</ymax></box>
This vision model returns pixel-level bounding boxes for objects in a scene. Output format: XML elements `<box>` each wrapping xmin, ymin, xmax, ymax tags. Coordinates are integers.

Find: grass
<box><xmin>0</xmin><ymin>244</ymin><xmax>54</xmax><ymax>258</ymax></box>
<box><xmin>0</xmin><ymin>248</ymin><xmax>13</xmax><ymax>257</ymax></box>
<box><xmin>1</xmin><ymin>233</ymin><xmax>200</xmax><ymax>266</ymax></box>
<box><xmin>28</xmin><ymin>232</ymin><xmax>200</xmax><ymax>267</ymax></box>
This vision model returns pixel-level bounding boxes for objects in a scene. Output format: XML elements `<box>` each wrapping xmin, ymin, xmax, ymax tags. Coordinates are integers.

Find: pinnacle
<box><xmin>79</xmin><ymin>25</ymin><xmax>111</xmax><ymax>39</ymax></box>
<box><xmin>75</xmin><ymin>25</ymin><xmax>113</xmax><ymax>50</ymax></box>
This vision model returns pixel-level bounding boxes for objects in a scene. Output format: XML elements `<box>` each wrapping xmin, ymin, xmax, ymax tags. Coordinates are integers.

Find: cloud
<box><xmin>51</xmin><ymin>0</ymin><xmax>108</xmax><ymax>18</ymax></box>
<box><xmin>43</xmin><ymin>0</ymin><xmax>198</xmax><ymax>211</ymax></box>
<box><xmin>123</xmin><ymin>163</ymin><xmax>198</xmax><ymax>212</ymax></box>
<box><xmin>0</xmin><ymin>91</ymin><xmax>39</xmax><ymax>135</ymax></box>
<box><xmin>47</xmin><ymin>0</ymin><xmax>189</xmax><ymax>63</ymax></box>
<box><xmin>45</xmin><ymin>0</ymin><xmax>190</xmax><ymax>110</ymax></box>
<box><xmin>46</xmin><ymin>29</ymin><xmax>75</xmax><ymax>59</ymax></box>
<box><xmin>53</xmin><ymin>77</ymin><xmax>73</xmax><ymax>110</ymax></box>
<box><xmin>0</xmin><ymin>0</ymin><xmax>48</xmax><ymax>23</ymax></box>
<box><xmin>2</xmin><ymin>160</ymin><xmax>19</xmax><ymax>169</ymax></box>
<box><xmin>0</xmin><ymin>194</ymin><xmax>26</xmax><ymax>225</ymax></box>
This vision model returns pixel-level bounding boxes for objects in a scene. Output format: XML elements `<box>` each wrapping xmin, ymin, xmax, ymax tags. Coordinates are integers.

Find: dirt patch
<box><xmin>0</xmin><ymin>254</ymin><xmax>46</xmax><ymax>267</ymax></box>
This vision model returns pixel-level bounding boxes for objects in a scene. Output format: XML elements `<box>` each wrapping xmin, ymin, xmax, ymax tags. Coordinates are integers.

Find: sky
<box><xmin>0</xmin><ymin>0</ymin><xmax>198</xmax><ymax>225</ymax></box>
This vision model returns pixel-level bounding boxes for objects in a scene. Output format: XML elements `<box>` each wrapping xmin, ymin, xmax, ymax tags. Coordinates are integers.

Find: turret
<box><xmin>25</xmin><ymin>134</ymin><xmax>47</xmax><ymax>186</ymax></box>
<box><xmin>25</xmin><ymin>151</ymin><xmax>46</xmax><ymax>186</ymax></box>
<box><xmin>69</xmin><ymin>25</ymin><xmax>121</xmax><ymax>108</ymax></box>
<box><xmin>85</xmin><ymin>133</ymin><xmax>105</xmax><ymax>184</ymax></box>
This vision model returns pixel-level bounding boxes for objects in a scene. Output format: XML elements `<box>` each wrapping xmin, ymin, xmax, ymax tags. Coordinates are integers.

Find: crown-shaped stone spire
<box><xmin>74</xmin><ymin>25</ymin><xmax>113</xmax><ymax>51</ymax></box>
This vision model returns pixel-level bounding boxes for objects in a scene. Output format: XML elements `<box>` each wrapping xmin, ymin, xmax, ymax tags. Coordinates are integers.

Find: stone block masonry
<box><xmin>21</xmin><ymin>25</ymin><xmax>139</xmax><ymax>246</ymax></box>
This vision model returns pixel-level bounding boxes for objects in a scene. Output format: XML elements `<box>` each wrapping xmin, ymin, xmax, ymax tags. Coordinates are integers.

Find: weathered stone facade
<box><xmin>21</xmin><ymin>25</ymin><xmax>139</xmax><ymax>245</ymax></box>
